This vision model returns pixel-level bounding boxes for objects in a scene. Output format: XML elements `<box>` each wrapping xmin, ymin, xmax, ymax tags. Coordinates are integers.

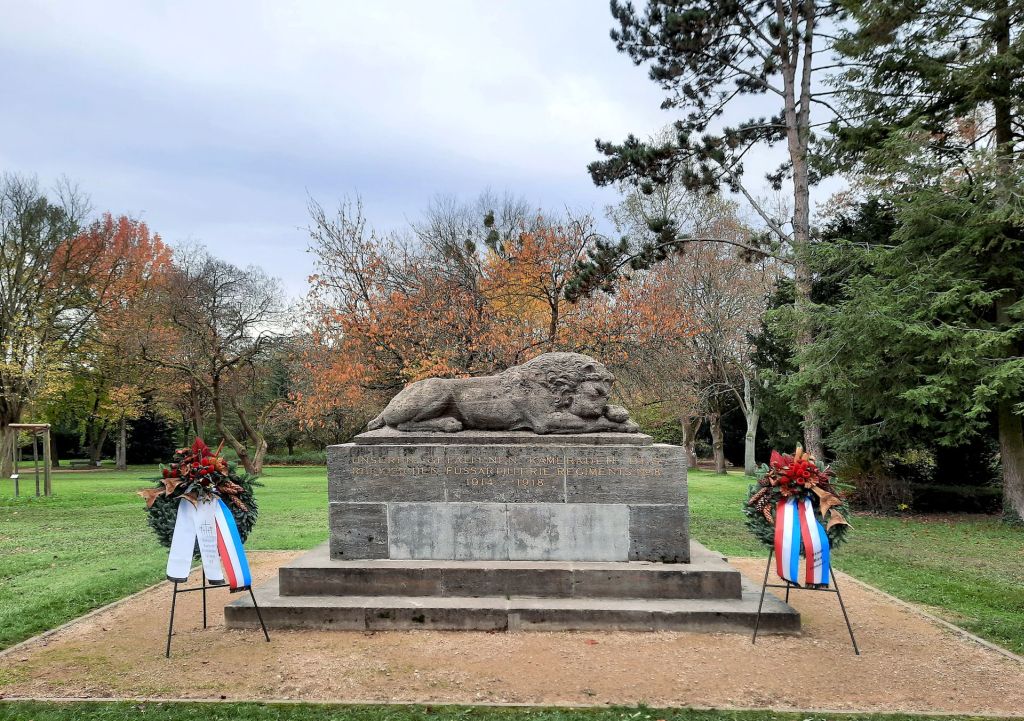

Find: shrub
<box><xmin>908</xmin><ymin>483</ymin><xmax>1003</xmax><ymax>514</ymax></box>
<box><xmin>264</xmin><ymin>451</ymin><xmax>326</xmax><ymax>466</ymax></box>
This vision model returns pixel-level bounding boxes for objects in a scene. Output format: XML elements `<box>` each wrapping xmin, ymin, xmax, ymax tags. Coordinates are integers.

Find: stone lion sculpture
<box><xmin>366</xmin><ymin>352</ymin><xmax>640</xmax><ymax>434</ymax></box>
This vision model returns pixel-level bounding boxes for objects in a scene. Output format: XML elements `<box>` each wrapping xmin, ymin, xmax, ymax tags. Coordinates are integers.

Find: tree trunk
<box><xmin>286</xmin><ymin>437</ymin><xmax>295</xmax><ymax>456</ymax></box>
<box><xmin>996</xmin><ymin>285</ymin><xmax>1023</xmax><ymax>520</ymax></box>
<box><xmin>250</xmin><ymin>436</ymin><xmax>268</xmax><ymax>476</ymax></box>
<box><xmin>0</xmin><ymin>424</ymin><xmax>15</xmax><ymax>478</ymax></box>
<box><xmin>2</xmin><ymin>401</ymin><xmax>29</xmax><ymax>475</ymax></box>
<box><xmin>991</xmin><ymin>4</ymin><xmax>1021</xmax><ymax>522</ymax></box>
<box><xmin>803</xmin><ymin>407</ymin><xmax>824</xmax><ymax>460</ymax></box>
<box><xmin>548</xmin><ymin>299</ymin><xmax>559</xmax><ymax>351</ymax></box>
<box><xmin>50</xmin><ymin>433</ymin><xmax>60</xmax><ymax>469</ymax></box>
<box><xmin>211</xmin><ymin>384</ymin><xmax>257</xmax><ymax>477</ymax></box>
<box><xmin>189</xmin><ymin>385</ymin><xmax>205</xmax><ymax>439</ymax></box>
<box><xmin>740</xmin><ymin>373</ymin><xmax>760</xmax><ymax>475</ymax></box>
<box><xmin>708</xmin><ymin>410</ymin><xmax>726</xmax><ymax>475</ymax></box>
<box><xmin>116</xmin><ymin>417</ymin><xmax>127</xmax><ymax>471</ymax></box>
<box><xmin>87</xmin><ymin>427</ymin><xmax>108</xmax><ymax>465</ymax></box>
<box><xmin>84</xmin><ymin>393</ymin><xmax>105</xmax><ymax>464</ymax></box>
<box><xmin>234</xmin><ymin>402</ymin><xmax>269</xmax><ymax>477</ymax></box>
<box><xmin>680</xmin><ymin>415</ymin><xmax>701</xmax><ymax>469</ymax></box>
<box><xmin>180</xmin><ymin>410</ymin><xmax>190</xmax><ymax>446</ymax></box>
<box><xmin>743</xmin><ymin>410</ymin><xmax>760</xmax><ymax>476</ymax></box>
<box><xmin>998</xmin><ymin>400</ymin><xmax>1024</xmax><ymax>522</ymax></box>
<box><xmin>781</xmin><ymin>1</ymin><xmax>825</xmax><ymax>462</ymax></box>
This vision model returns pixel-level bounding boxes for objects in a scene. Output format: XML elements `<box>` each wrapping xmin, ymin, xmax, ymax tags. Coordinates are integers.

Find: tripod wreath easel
<box><xmin>744</xmin><ymin>445</ymin><xmax>859</xmax><ymax>655</ymax></box>
<box><xmin>139</xmin><ymin>438</ymin><xmax>271</xmax><ymax>658</ymax></box>
<box><xmin>751</xmin><ymin>546</ymin><xmax>859</xmax><ymax>654</ymax></box>
<box><xmin>165</xmin><ymin>568</ymin><xmax>269</xmax><ymax>658</ymax></box>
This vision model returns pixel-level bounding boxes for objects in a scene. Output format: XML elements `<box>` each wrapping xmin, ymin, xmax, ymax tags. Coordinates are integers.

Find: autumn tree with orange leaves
<box><xmin>56</xmin><ymin>213</ymin><xmax>173</xmax><ymax>468</ymax></box>
<box><xmin>0</xmin><ymin>173</ymin><xmax>172</xmax><ymax>474</ymax></box>
<box><xmin>294</xmin><ymin>194</ymin><xmax>694</xmax><ymax>433</ymax></box>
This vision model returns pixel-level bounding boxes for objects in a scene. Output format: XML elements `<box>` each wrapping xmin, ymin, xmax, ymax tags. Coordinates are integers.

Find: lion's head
<box><xmin>516</xmin><ymin>352</ymin><xmax>615</xmax><ymax>418</ymax></box>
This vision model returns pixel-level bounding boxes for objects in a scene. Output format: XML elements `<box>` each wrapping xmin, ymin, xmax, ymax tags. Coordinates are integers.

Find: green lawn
<box><xmin>0</xmin><ymin>702</ymin><xmax>1010</xmax><ymax>721</ymax></box>
<box><xmin>0</xmin><ymin>466</ymin><xmax>327</xmax><ymax>650</ymax></box>
<box><xmin>1</xmin><ymin>466</ymin><xmax>1022</xmax><ymax>657</ymax></box>
<box><xmin>688</xmin><ymin>471</ymin><xmax>1024</xmax><ymax>654</ymax></box>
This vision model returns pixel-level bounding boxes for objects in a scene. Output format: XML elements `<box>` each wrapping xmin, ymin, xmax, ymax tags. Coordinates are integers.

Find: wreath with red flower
<box><xmin>743</xmin><ymin>446</ymin><xmax>851</xmax><ymax>549</ymax></box>
<box><xmin>138</xmin><ymin>438</ymin><xmax>259</xmax><ymax>549</ymax></box>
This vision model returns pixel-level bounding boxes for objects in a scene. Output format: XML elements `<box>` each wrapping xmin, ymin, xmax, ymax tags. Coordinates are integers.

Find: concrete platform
<box><xmin>277</xmin><ymin>541</ymin><xmax>741</xmax><ymax>599</ymax></box>
<box><xmin>225</xmin><ymin>542</ymin><xmax>800</xmax><ymax>634</ymax></box>
<box><xmin>225</xmin><ymin>576</ymin><xmax>798</xmax><ymax>633</ymax></box>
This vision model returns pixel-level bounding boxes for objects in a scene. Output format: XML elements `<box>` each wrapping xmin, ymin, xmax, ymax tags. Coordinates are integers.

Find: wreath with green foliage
<box><xmin>138</xmin><ymin>438</ymin><xmax>259</xmax><ymax>549</ymax></box>
<box><xmin>743</xmin><ymin>447</ymin><xmax>851</xmax><ymax>550</ymax></box>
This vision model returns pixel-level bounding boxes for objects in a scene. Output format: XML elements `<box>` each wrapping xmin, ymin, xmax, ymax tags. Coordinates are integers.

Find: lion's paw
<box><xmin>604</xmin><ymin>404</ymin><xmax>631</xmax><ymax>423</ymax></box>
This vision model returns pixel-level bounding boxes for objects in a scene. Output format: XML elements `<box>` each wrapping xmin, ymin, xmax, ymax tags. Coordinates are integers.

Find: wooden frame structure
<box><xmin>9</xmin><ymin>423</ymin><xmax>52</xmax><ymax>497</ymax></box>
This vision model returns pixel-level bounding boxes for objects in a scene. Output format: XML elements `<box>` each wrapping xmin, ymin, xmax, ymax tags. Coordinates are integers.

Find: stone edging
<box><xmin>1</xmin><ymin>697</ymin><xmax>1023</xmax><ymax>718</ymax></box>
<box><xmin>836</xmin><ymin>570</ymin><xmax>1024</xmax><ymax>664</ymax></box>
<box><xmin>0</xmin><ymin>561</ymin><xmax>221</xmax><ymax>661</ymax></box>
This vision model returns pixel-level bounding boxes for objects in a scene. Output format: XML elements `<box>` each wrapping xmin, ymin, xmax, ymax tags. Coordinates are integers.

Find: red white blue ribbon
<box><xmin>213</xmin><ymin>498</ymin><xmax>252</xmax><ymax>590</ymax></box>
<box><xmin>774</xmin><ymin>496</ymin><xmax>831</xmax><ymax>587</ymax></box>
<box><xmin>165</xmin><ymin>498</ymin><xmax>251</xmax><ymax>591</ymax></box>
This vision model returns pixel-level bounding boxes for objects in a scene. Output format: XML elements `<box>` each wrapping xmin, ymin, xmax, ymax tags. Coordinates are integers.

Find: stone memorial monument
<box><xmin>227</xmin><ymin>353</ymin><xmax>798</xmax><ymax>632</ymax></box>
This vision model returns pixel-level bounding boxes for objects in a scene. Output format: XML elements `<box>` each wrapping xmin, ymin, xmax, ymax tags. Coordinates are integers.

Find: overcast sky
<box><xmin>1</xmin><ymin>1</ymin><xmax>798</xmax><ymax>299</ymax></box>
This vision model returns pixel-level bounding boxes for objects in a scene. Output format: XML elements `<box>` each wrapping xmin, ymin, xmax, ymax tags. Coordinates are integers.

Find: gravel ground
<box><xmin>1</xmin><ymin>552</ymin><xmax>1022</xmax><ymax>715</ymax></box>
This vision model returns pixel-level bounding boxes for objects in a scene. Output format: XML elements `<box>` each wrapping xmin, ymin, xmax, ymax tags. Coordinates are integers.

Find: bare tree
<box><xmin>141</xmin><ymin>245</ymin><xmax>285</xmax><ymax>476</ymax></box>
<box><xmin>611</xmin><ymin>187</ymin><xmax>778</xmax><ymax>473</ymax></box>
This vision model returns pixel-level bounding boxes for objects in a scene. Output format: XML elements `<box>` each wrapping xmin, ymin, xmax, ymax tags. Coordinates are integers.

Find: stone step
<box><xmin>277</xmin><ymin>542</ymin><xmax>742</xmax><ymax>600</ymax></box>
<box><xmin>225</xmin><ymin>575</ymin><xmax>799</xmax><ymax>633</ymax></box>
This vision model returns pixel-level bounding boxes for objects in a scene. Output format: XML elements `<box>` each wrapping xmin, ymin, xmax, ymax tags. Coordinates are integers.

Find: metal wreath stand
<box><xmin>751</xmin><ymin>547</ymin><xmax>860</xmax><ymax>655</ymax></box>
<box><xmin>165</xmin><ymin>570</ymin><xmax>270</xmax><ymax>658</ymax></box>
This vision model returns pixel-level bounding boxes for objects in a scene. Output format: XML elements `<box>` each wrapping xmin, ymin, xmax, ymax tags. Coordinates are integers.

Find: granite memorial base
<box><xmin>226</xmin><ymin>430</ymin><xmax>799</xmax><ymax>633</ymax></box>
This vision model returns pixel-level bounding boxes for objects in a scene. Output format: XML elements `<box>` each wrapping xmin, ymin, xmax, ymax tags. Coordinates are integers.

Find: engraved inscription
<box><xmin>351</xmin><ymin>457</ymin><xmax>664</xmax><ymax>481</ymax></box>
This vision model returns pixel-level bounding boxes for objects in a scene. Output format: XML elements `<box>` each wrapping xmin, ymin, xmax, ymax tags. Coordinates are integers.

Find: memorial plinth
<box><xmin>227</xmin><ymin>429</ymin><xmax>800</xmax><ymax>633</ymax></box>
<box><xmin>328</xmin><ymin>429</ymin><xmax>690</xmax><ymax>563</ymax></box>
<box><xmin>226</xmin><ymin>352</ymin><xmax>798</xmax><ymax>633</ymax></box>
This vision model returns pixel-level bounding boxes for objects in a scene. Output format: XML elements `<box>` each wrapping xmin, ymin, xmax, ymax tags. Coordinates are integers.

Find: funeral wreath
<box><xmin>138</xmin><ymin>438</ymin><xmax>259</xmax><ymax>548</ymax></box>
<box><xmin>743</xmin><ymin>445</ymin><xmax>851</xmax><ymax>549</ymax></box>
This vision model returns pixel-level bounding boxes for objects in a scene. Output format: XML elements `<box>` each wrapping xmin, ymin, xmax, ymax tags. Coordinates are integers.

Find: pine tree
<box><xmin>572</xmin><ymin>0</ymin><xmax>841</xmax><ymax>458</ymax></box>
<box><xmin>832</xmin><ymin>0</ymin><xmax>1024</xmax><ymax>519</ymax></box>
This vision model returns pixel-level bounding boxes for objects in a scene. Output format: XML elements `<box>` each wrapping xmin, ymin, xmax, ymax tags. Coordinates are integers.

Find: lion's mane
<box><xmin>501</xmin><ymin>352</ymin><xmax>615</xmax><ymax>409</ymax></box>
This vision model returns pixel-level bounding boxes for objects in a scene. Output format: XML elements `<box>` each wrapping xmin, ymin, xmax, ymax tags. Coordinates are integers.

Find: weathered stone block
<box><xmin>327</xmin><ymin>433</ymin><xmax>689</xmax><ymax>563</ymax></box>
<box><xmin>443</xmin><ymin>445</ymin><xmax>566</xmax><ymax>503</ymax></box>
<box><xmin>440</xmin><ymin>566</ymin><xmax>574</xmax><ymax>597</ymax></box>
<box><xmin>564</xmin><ymin>445</ymin><xmax>687</xmax><ymax>504</ymax></box>
<box><xmin>329</xmin><ymin>503</ymin><xmax>388</xmax><ymax>559</ymax></box>
<box><xmin>628</xmin><ymin>504</ymin><xmax>691</xmax><ymax>563</ymax></box>
<box><xmin>506</xmin><ymin>503</ymin><xmax>629</xmax><ymax>561</ymax></box>
<box><xmin>329</xmin><ymin>444</ymin><xmax>445</xmax><ymax>502</ymax></box>
<box><xmin>388</xmin><ymin>502</ymin><xmax>508</xmax><ymax>560</ymax></box>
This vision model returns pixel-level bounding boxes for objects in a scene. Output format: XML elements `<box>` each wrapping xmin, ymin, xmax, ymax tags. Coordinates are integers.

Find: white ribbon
<box><xmin>165</xmin><ymin>498</ymin><xmax>226</xmax><ymax>584</ymax></box>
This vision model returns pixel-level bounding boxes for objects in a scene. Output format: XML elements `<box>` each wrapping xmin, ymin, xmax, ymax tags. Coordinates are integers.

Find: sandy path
<box><xmin>1</xmin><ymin>552</ymin><xmax>1021</xmax><ymax>715</ymax></box>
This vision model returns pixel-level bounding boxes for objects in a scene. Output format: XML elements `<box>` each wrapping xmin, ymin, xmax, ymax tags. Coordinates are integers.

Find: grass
<box><xmin>1</xmin><ymin>465</ymin><xmax>1022</xmax><ymax>656</ymax></box>
<box><xmin>0</xmin><ymin>702</ymin><xmax>1012</xmax><ymax>721</ymax></box>
<box><xmin>0</xmin><ymin>465</ymin><xmax>326</xmax><ymax>650</ymax></box>
<box><xmin>688</xmin><ymin>471</ymin><xmax>1024</xmax><ymax>655</ymax></box>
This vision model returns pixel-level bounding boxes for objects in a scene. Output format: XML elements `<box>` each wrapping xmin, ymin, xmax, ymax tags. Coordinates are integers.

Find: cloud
<box><xmin>0</xmin><ymin>1</ymin><xmax>829</xmax><ymax>300</ymax></box>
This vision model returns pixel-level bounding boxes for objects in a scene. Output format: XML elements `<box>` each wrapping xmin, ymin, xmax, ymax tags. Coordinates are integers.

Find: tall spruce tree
<box><xmin>830</xmin><ymin>1</ymin><xmax>1024</xmax><ymax>518</ymax></box>
<box><xmin>572</xmin><ymin>1</ymin><xmax>840</xmax><ymax>458</ymax></box>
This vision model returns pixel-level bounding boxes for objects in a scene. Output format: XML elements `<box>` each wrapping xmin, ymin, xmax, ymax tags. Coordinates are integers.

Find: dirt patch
<box><xmin>1</xmin><ymin>552</ymin><xmax>1022</xmax><ymax>715</ymax></box>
